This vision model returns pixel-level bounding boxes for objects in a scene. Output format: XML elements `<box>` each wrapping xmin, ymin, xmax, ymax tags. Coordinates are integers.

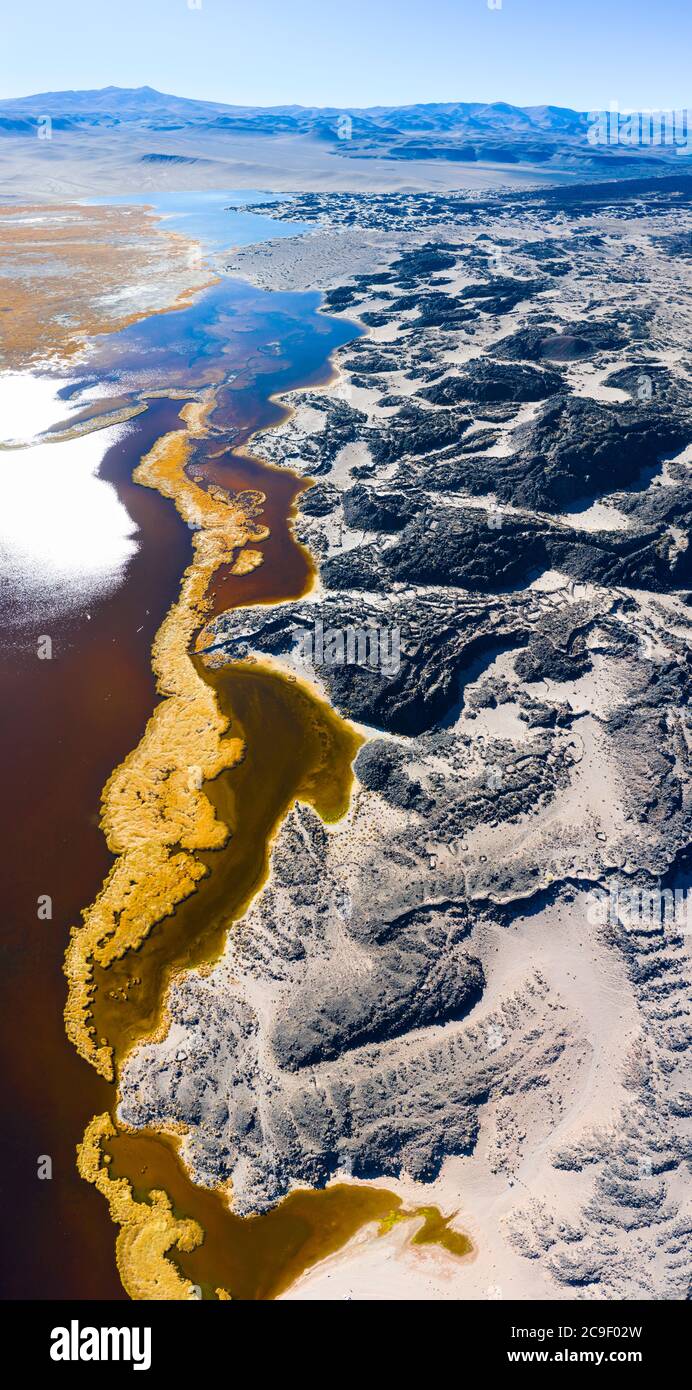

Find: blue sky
<box><xmin>2</xmin><ymin>0</ymin><xmax>690</xmax><ymax>111</ymax></box>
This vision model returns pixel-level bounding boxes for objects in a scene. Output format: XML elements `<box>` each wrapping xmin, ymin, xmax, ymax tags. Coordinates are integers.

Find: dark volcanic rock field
<box><xmin>121</xmin><ymin>178</ymin><xmax>692</xmax><ymax>1298</ymax></box>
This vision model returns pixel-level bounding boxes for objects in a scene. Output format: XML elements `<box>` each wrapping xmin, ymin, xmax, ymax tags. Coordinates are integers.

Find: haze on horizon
<box><xmin>2</xmin><ymin>0</ymin><xmax>691</xmax><ymax>114</ymax></box>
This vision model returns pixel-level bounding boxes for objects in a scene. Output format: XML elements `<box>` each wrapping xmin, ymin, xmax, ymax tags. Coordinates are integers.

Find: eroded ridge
<box><xmin>125</xmin><ymin>181</ymin><xmax>692</xmax><ymax>1299</ymax></box>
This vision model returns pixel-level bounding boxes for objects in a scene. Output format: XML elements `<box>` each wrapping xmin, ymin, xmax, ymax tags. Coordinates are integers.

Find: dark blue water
<box><xmin>87</xmin><ymin>189</ymin><xmax>309</xmax><ymax>258</ymax></box>
<box><xmin>56</xmin><ymin>275</ymin><xmax>357</xmax><ymax>470</ymax></box>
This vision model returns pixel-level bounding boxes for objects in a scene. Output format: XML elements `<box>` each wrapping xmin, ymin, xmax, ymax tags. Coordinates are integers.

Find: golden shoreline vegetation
<box><xmin>64</xmin><ymin>420</ymin><xmax>269</xmax><ymax>1081</ymax></box>
<box><xmin>60</xmin><ymin>254</ymin><xmax>472</xmax><ymax>1299</ymax></box>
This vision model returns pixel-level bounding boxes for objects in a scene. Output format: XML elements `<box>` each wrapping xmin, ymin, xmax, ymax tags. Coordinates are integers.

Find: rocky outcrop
<box><xmin>419</xmin><ymin>360</ymin><xmax>563</xmax><ymax>405</ymax></box>
<box><xmin>120</xmin><ymin>181</ymin><xmax>692</xmax><ymax>1299</ymax></box>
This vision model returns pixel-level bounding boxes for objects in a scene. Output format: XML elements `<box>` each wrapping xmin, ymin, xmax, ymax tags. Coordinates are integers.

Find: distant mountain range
<box><xmin>0</xmin><ymin>87</ymin><xmax>685</xmax><ymax>172</ymax></box>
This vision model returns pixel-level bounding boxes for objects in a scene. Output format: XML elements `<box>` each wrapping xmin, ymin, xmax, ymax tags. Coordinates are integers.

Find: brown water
<box><xmin>91</xmin><ymin>661</ymin><xmax>362</xmax><ymax>1067</ymax></box>
<box><xmin>1</xmin><ymin>266</ymin><xmax>470</xmax><ymax>1301</ymax></box>
<box><xmin>106</xmin><ymin>1130</ymin><xmax>406</xmax><ymax>1301</ymax></box>
<box><xmin>204</xmin><ymin>447</ymin><xmax>314</xmax><ymax>613</ymax></box>
<box><xmin>0</xmin><ymin>402</ymin><xmax>193</xmax><ymax>1300</ymax></box>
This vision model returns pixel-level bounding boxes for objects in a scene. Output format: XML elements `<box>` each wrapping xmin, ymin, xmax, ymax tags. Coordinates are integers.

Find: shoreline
<box><xmin>56</xmin><ymin>215</ymin><xmax>475</xmax><ymax>1298</ymax></box>
<box><xmin>67</xmin><ymin>294</ymin><xmax>476</xmax><ymax>1297</ymax></box>
<box><xmin>8</xmin><ymin>176</ymin><xmax>688</xmax><ymax>1301</ymax></box>
<box><xmin>64</xmin><ymin>321</ymin><xmax>369</xmax><ymax>1083</ymax></box>
<box><xmin>125</xmin><ymin>186</ymin><xmax>691</xmax><ymax>1301</ymax></box>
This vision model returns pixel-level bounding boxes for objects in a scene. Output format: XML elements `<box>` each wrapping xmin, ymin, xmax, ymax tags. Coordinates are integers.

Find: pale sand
<box><xmin>284</xmin><ymin>888</ymin><xmax>637</xmax><ymax>1302</ymax></box>
<box><xmin>227</xmin><ymin>207</ymin><xmax>691</xmax><ymax>1300</ymax></box>
<box><xmin>0</xmin><ymin>130</ymin><xmax>567</xmax><ymax>198</ymax></box>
